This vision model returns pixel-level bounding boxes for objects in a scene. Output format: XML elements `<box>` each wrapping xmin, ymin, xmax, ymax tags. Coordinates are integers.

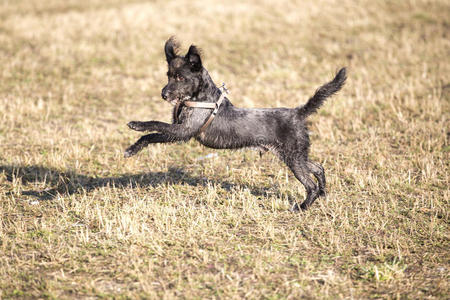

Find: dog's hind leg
<box><xmin>307</xmin><ymin>161</ymin><xmax>326</xmax><ymax>197</ymax></box>
<box><xmin>285</xmin><ymin>159</ymin><xmax>320</xmax><ymax>211</ymax></box>
<box><xmin>124</xmin><ymin>133</ymin><xmax>172</xmax><ymax>158</ymax></box>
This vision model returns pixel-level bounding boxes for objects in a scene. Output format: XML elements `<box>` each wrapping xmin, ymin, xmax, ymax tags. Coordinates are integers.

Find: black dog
<box><xmin>125</xmin><ymin>38</ymin><xmax>346</xmax><ymax>211</ymax></box>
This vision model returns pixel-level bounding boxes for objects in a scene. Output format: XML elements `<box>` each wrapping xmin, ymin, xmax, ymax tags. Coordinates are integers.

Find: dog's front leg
<box><xmin>127</xmin><ymin>121</ymin><xmax>195</xmax><ymax>141</ymax></box>
<box><xmin>124</xmin><ymin>133</ymin><xmax>173</xmax><ymax>158</ymax></box>
<box><xmin>127</xmin><ymin>121</ymin><xmax>162</xmax><ymax>132</ymax></box>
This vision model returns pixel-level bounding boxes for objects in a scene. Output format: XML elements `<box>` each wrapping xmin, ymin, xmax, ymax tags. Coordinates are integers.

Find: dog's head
<box><xmin>161</xmin><ymin>37</ymin><xmax>204</xmax><ymax>105</ymax></box>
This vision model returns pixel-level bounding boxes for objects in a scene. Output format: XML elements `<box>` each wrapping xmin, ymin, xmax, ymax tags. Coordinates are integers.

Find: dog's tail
<box><xmin>297</xmin><ymin>68</ymin><xmax>347</xmax><ymax>118</ymax></box>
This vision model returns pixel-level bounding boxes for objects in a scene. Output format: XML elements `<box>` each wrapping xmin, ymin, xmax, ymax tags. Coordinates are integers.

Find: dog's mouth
<box><xmin>167</xmin><ymin>96</ymin><xmax>191</xmax><ymax>106</ymax></box>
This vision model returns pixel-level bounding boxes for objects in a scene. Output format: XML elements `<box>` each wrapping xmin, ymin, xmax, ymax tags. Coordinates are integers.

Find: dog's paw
<box><xmin>127</xmin><ymin>121</ymin><xmax>146</xmax><ymax>131</ymax></box>
<box><xmin>318</xmin><ymin>189</ymin><xmax>327</xmax><ymax>198</ymax></box>
<box><xmin>124</xmin><ymin>149</ymin><xmax>135</xmax><ymax>158</ymax></box>
<box><xmin>289</xmin><ymin>203</ymin><xmax>301</xmax><ymax>212</ymax></box>
<box><xmin>300</xmin><ymin>203</ymin><xmax>309</xmax><ymax>211</ymax></box>
<box><xmin>124</xmin><ymin>145</ymin><xmax>139</xmax><ymax>158</ymax></box>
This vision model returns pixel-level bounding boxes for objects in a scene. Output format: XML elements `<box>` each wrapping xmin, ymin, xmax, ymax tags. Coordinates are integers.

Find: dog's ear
<box><xmin>186</xmin><ymin>45</ymin><xmax>202</xmax><ymax>72</ymax></box>
<box><xmin>164</xmin><ymin>37</ymin><xmax>179</xmax><ymax>63</ymax></box>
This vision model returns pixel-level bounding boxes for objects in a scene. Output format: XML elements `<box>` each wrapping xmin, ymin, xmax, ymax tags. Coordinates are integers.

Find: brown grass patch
<box><xmin>0</xmin><ymin>0</ymin><xmax>448</xmax><ymax>298</ymax></box>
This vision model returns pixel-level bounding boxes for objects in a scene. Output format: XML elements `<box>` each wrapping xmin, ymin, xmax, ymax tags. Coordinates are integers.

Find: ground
<box><xmin>0</xmin><ymin>0</ymin><xmax>448</xmax><ymax>298</ymax></box>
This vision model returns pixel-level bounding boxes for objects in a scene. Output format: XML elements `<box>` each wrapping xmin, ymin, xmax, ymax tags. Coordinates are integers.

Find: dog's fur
<box><xmin>125</xmin><ymin>37</ymin><xmax>347</xmax><ymax>211</ymax></box>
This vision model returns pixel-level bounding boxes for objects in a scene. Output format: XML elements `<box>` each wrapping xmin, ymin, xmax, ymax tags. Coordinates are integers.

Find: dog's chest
<box><xmin>173</xmin><ymin>105</ymin><xmax>189</xmax><ymax>124</ymax></box>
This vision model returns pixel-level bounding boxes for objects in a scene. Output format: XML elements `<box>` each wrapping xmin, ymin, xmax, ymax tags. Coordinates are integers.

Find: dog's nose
<box><xmin>161</xmin><ymin>90</ymin><xmax>169</xmax><ymax>100</ymax></box>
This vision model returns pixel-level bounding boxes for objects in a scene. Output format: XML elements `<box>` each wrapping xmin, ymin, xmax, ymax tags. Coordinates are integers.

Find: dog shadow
<box><xmin>0</xmin><ymin>164</ymin><xmax>275</xmax><ymax>201</ymax></box>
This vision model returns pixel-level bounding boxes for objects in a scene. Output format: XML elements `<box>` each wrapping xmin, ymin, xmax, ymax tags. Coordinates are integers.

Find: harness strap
<box><xmin>196</xmin><ymin>91</ymin><xmax>226</xmax><ymax>134</ymax></box>
<box><xmin>174</xmin><ymin>84</ymin><xmax>228</xmax><ymax>134</ymax></box>
<box><xmin>174</xmin><ymin>101</ymin><xmax>182</xmax><ymax>123</ymax></box>
<box><xmin>183</xmin><ymin>101</ymin><xmax>216</xmax><ymax>109</ymax></box>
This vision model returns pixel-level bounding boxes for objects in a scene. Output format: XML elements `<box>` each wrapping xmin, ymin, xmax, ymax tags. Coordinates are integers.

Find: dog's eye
<box><xmin>175</xmin><ymin>74</ymin><xmax>184</xmax><ymax>81</ymax></box>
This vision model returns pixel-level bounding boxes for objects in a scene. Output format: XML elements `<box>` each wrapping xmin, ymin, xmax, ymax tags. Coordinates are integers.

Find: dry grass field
<box><xmin>0</xmin><ymin>0</ymin><xmax>449</xmax><ymax>298</ymax></box>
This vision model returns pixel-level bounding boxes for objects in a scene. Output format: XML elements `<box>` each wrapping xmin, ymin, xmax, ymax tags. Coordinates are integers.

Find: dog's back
<box><xmin>197</xmin><ymin>68</ymin><xmax>347</xmax><ymax>153</ymax></box>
